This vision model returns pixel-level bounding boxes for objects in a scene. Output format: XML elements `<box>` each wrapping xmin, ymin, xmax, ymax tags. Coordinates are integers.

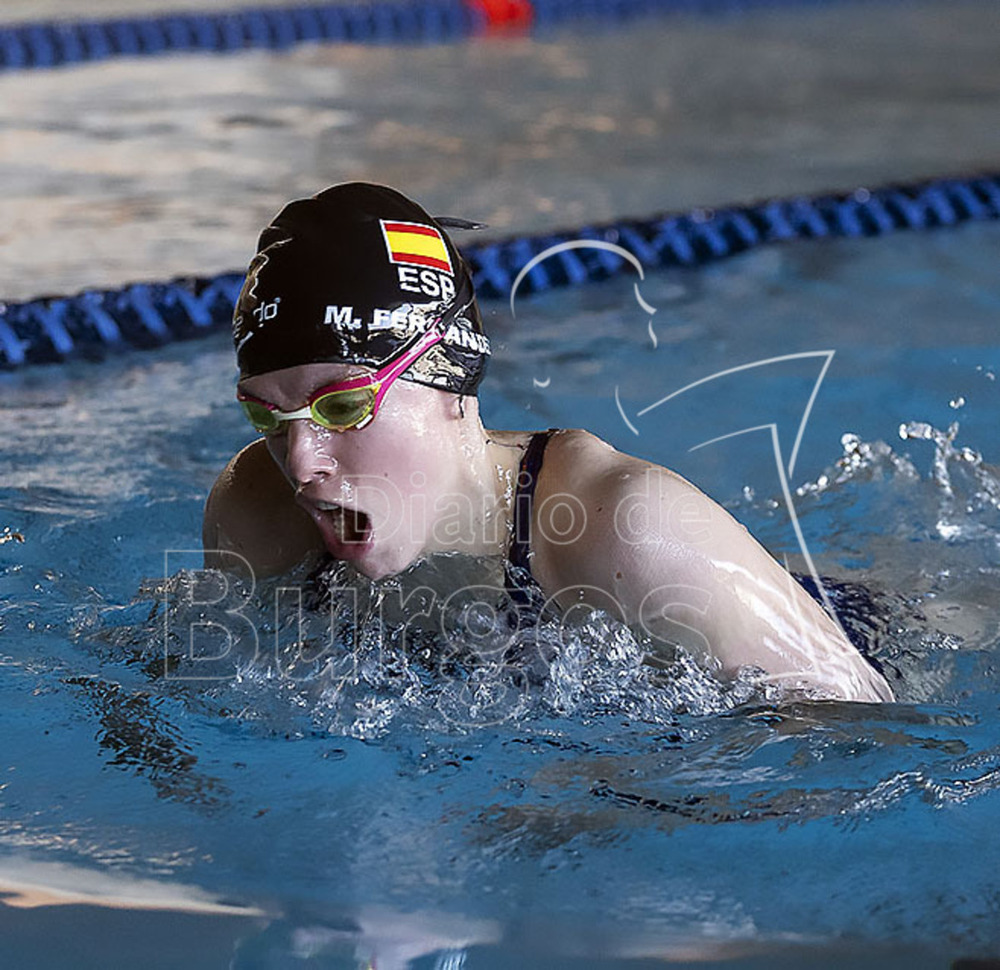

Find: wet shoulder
<box><xmin>203</xmin><ymin>439</ymin><xmax>322</xmax><ymax>576</ymax></box>
<box><xmin>530</xmin><ymin>430</ymin><xmax>708</xmax><ymax>585</ymax></box>
<box><xmin>537</xmin><ymin>428</ymin><xmax>618</xmax><ymax>482</ymax></box>
<box><xmin>207</xmin><ymin>439</ymin><xmax>289</xmax><ymax>512</ymax></box>
<box><xmin>536</xmin><ymin>428</ymin><xmax>678</xmax><ymax>498</ymax></box>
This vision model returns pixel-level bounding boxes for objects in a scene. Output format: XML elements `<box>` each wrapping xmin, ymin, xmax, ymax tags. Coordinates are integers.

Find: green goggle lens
<box><xmin>240</xmin><ymin>400</ymin><xmax>280</xmax><ymax>433</ymax></box>
<box><xmin>312</xmin><ymin>388</ymin><xmax>376</xmax><ymax>429</ymax></box>
<box><xmin>239</xmin><ymin>387</ymin><xmax>378</xmax><ymax>434</ymax></box>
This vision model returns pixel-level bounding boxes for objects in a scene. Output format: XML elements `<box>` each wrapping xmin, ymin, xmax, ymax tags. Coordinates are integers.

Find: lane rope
<box><xmin>0</xmin><ymin>0</ymin><xmax>888</xmax><ymax>72</ymax></box>
<box><xmin>3</xmin><ymin>172</ymin><xmax>998</xmax><ymax>369</ymax></box>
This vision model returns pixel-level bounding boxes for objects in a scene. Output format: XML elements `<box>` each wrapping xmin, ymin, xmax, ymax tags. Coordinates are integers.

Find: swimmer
<box><xmin>203</xmin><ymin>182</ymin><xmax>893</xmax><ymax>704</ymax></box>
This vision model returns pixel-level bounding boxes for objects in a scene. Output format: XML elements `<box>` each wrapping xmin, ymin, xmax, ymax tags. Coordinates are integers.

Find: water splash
<box><xmin>898</xmin><ymin>420</ymin><xmax>1000</xmax><ymax>541</ymax></box>
<box><xmin>795</xmin><ymin>432</ymin><xmax>920</xmax><ymax>498</ymax></box>
<box><xmin>76</xmin><ymin>553</ymin><xmax>768</xmax><ymax>740</ymax></box>
<box><xmin>792</xmin><ymin>422</ymin><xmax>1000</xmax><ymax>549</ymax></box>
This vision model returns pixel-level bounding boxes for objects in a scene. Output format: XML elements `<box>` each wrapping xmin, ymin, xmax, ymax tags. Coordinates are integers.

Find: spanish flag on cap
<box><xmin>380</xmin><ymin>220</ymin><xmax>454</xmax><ymax>275</ymax></box>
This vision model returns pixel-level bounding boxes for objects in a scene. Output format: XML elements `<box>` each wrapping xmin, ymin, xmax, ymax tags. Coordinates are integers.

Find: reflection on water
<box><xmin>3</xmin><ymin>0</ymin><xmax>1000</xmax><ymax>960</ymax></box>
<box><xmin>3</xmin><ymin>268</ymin><xmax>1000</xmax><ymax>960</ymax></box>
<box><xmin>3</xmin><ymin>1</ymin><xmax>1000</xmax><ymax>301</ymax></box>
<box><xmin>47</xmin><ymin>422</ymin><xmax>1000</xmax><ymax>825</ymax></box>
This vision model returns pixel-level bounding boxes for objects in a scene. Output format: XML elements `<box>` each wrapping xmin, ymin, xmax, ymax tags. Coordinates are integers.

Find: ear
<box><xmin>450</xmin><ymin>393</ymin><xmax>482</xmax><ymax>423</ymax></box>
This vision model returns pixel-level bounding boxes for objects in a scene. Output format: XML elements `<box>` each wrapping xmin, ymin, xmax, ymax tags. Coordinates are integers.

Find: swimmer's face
<box><xmin>239</xmin><ymin>362</ymin><xmax>462</xmax><ymax>579</ymax></box>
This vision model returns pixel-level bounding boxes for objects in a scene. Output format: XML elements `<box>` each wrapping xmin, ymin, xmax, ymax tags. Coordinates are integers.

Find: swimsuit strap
<box><xmin>508</xmin><ymin>429</ymin><xmax>556</xmax><ymax>575</ymax></box>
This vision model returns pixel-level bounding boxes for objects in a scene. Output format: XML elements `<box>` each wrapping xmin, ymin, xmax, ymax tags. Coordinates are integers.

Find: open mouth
<box><xmin>310</xmin><ymin>500</ymin><xmax>372</xmax><ymax>548</ymax></box>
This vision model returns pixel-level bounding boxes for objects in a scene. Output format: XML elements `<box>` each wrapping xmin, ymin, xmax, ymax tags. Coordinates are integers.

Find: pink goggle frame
<box><xmin>237</xmin><ymin>325</ymin><xmax>444</xmax><ymax>434</ymax></box>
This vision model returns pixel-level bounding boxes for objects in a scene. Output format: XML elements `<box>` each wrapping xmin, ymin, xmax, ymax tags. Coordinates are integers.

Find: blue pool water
<box><xmin>4</xmin><ymin>218</ymin><xmax>1000</xmax><ymax>967</ymax></box>
<box><xmin>4</xmin><ymin>1</ymin><xmax>1000</xmax><ymax>966</ymax></box>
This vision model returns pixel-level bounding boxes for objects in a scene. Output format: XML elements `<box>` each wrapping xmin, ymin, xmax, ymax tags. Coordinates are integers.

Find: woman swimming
<box><xmin>203</xmin><ymin>182</ymin><xmax>893</xmax><ymax>704</ymax></box>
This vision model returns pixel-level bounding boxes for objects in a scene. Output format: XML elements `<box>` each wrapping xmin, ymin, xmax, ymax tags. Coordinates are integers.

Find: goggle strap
<box><xmin>237</xmin><ymin>313</ymin><xmax>454</xmax><ymax>431</ymax></box>
<box><xmin>378</xmin><ymin>326</ymin><xmax>444</xmax><ymax>385</ymax></box>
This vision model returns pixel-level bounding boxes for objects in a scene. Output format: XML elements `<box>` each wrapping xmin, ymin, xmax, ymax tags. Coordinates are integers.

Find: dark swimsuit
<box><xmin>307</xmin><ymin>427</ymin><xmax>888</xmax><ymax>674</ymax></box>
<box><xmin>499</xmin><ymin>429</ymin><xmax>888</xmax><ymax>675</ymax></box>
<box><xmin>503</xmin><ymin>429</ymin><xmax>556</xmax><ymax>611</ymax></box>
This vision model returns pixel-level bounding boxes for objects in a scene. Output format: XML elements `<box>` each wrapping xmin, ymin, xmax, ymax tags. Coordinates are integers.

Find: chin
<box><xmin>354</xmin><ymin>561</ymin><xmax>395</xmax><ymax>581</ymax></box>
<box><xmin>351</xmin><ymin>546</ymin><xmax>421</xmax><ymax>581</ymax></box>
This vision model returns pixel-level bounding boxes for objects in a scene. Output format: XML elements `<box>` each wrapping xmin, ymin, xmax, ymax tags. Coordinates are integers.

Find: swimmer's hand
<box><xmin>528</xmin><ymin>431</ymin><xmax>894</xmax><ymax>704</ymax></box>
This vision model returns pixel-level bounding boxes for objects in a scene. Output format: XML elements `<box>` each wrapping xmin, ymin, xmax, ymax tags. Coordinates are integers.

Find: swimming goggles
<box><xmin>237</xmin><ymin>324</ymin><xmax>444</xmax><ymax>434</ymax></box>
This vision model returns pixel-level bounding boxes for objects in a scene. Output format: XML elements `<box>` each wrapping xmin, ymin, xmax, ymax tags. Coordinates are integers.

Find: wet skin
<box><xmin>207</xmin><ymin>362</ymin><xmax>529</xmax><ymax>580</ymax></box>
<box><xmin>204</xmin><ymin>363</ymin><xmax>894</xmax><ymax>703</ymax></box>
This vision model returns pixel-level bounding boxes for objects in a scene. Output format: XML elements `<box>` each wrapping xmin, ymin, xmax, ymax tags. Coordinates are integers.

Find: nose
<box><xmin>279</xmin><ymin>419</ymin><xmax>340</xmax><ymax>490</ymax></box>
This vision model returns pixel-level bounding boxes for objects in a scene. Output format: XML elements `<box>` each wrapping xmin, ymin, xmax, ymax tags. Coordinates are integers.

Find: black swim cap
<box><xmin>233</xmin><ymin>182</ymin><xmax>490</xmax><ymax>395</ymax></box>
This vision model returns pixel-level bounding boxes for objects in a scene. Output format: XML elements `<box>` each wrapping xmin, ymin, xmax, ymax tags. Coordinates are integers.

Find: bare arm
<box><xmin>203</xmin><ymin>439</ymin><xmax>324</xmax><ymax>578</ymax></box>
<box><xmin>531</xmin><ymin>432</ymin><xmax>893</xmax><ymax>703</ymax></box>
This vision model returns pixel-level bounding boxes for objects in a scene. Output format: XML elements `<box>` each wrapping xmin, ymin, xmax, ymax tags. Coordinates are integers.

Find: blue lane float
<box><xmin>0</xmin><ymin>2</ymin><xmax>481</xmax><ymax>73</ymax></box>
<box><xmin>0</xmin><ymin>0</ymin><xmax>898</xmax><ymax>73</ymax></box>
<box><xmin>2</xmin><ymin>173</ymin><xmax>999</xmax><ymax>370</ymax></box>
